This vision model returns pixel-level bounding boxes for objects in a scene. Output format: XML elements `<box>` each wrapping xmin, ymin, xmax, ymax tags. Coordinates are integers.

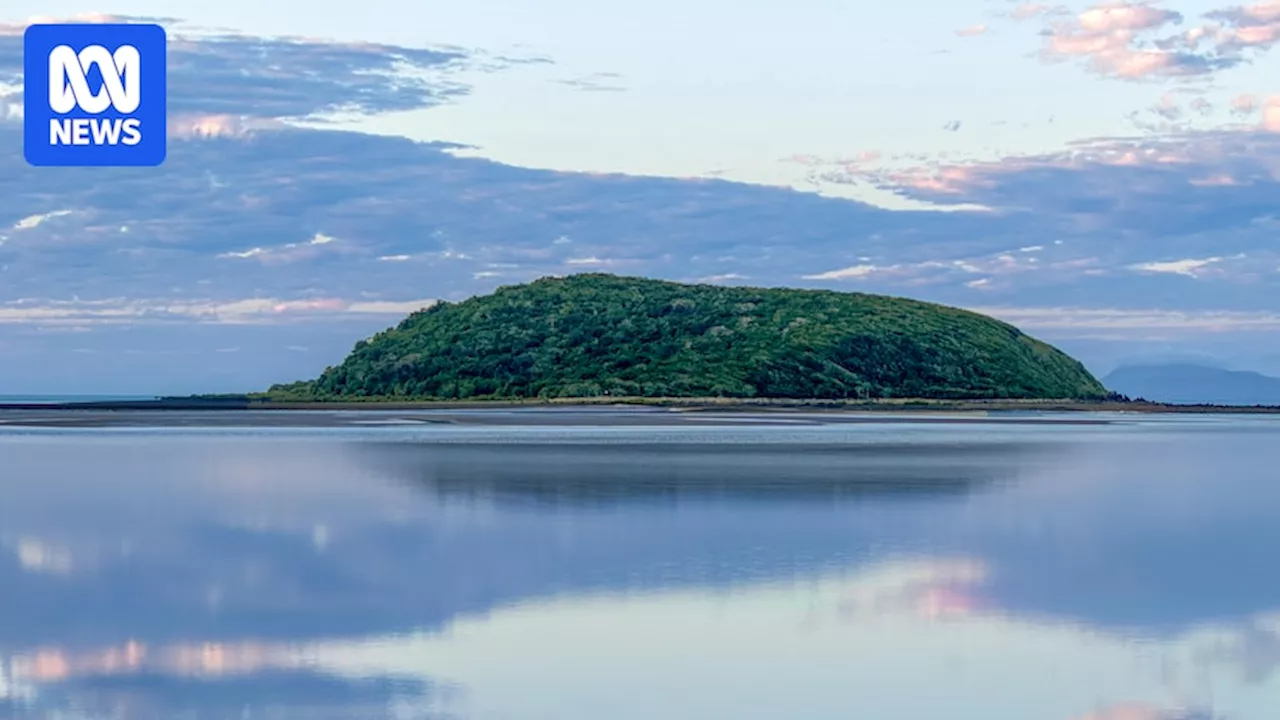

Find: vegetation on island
<box><xmin>266</xmin><ymin>274</ymin><xmax>1108</xmax><ymax>402</ymax></box>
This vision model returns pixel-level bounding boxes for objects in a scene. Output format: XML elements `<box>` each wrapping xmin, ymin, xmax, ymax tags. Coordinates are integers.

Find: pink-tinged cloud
<box><xmin>956</xmin><ymin>24</ymin><xmax>989</xmax><ymax>37</ymax></box>
<box><xmin>834</xmin><ymin>130</ymin><xmax>1280</xmax><ymax>210</ymax></box>
<box><xmin>169</xmin><ymin>114</ymin><xmax>282</xmax><ymax>139</ymax></box>
<box><xmin>1067</xmin><ymin>702</ymin><xmax>1188</xmax><ymax>720</ymax></box>
<box><xmin>1204</xmin><ymin>2</ymin><xmax>1280</xmax><ymax>52</ymax></box>
<box><xmin>1226</xmin><ymin>22</ymin><xmax>1280</xmax><ymax>46</ymax></box>
<box><xmin>1011</xmin><ymin>3</ymin><xmax>1057</xmax><ymax>21</ymax></box>
<box><xmin>1213</xmin><ymin>1</ymin><xmax>1280</xmax><ymax>24</ymax></box>
<box><xmin>0</xmin><ymin>12</ymin><xmax>125</xmax><ymax>35</ymax></box>
<box><xmin>1031</xmin><ymin>1</ymin><xmax>1280</xmax><ymax>79</ymax></box>
<box><xmin>1264</xmin><ymin>96</ymin><xmax>1280</xmax><ymax>131</ymax></box>
<box><xmin>1232</xmin><ymin>94</ymin><xmax>1259</xmax><ymax>114</ymax></box>
<box><xmin>1077</xmin><ymin>2</ymin><xmax>1181</xmax><ymax>32</ymax></box>
<box><xmin>1189</xmin><ymin>173</ymin><xmax>1239</xmax><ymax>186</ymax></box>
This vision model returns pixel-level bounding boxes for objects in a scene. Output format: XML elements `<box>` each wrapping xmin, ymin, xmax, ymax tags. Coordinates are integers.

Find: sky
<box><xmin>2</xmin><ymin>1</ymin><xmax>1280</xmax><ymax>393</ymax></box>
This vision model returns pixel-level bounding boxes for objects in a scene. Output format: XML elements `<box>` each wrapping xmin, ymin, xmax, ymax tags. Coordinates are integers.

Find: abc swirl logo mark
<box><xmin>24</xmin><ymin>23</ymin><xmax>168</xmax><ymax>167</ymax></box>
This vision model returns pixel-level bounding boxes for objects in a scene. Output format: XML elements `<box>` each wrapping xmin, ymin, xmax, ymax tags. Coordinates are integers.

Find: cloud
<box><xmin>804</xmin><ymin>264</ymin><xmax>879</xmax><ymax>280</ymax></box>
<box><xmin>1067</xmin><ymin>704</ymin><xmax>1204</xmax><ymax>720</ymax></box>
<box><xmin>956</xmin><ymin>24</ymin><xmax>989</xmax><ymax>37</ymax></box>
<box><xmin>1232</xmin><ymin>93</ymin><xmax>1259</xmax><ymax>114</ymax></box>
<box><xmin>837</xmin><ymin>129</ymin><xmax>1280</xmax><ymax>226</ymax></box>
<box><xmin>969</xmin><ymin>306</ymin><xmax>1280</xmax><ymax>333</ymax></box>
<box><xmin>1264</xmin><ymin>96</ymin><xmax>1280</xmax><ymax>130</ymax></box>
<box><xmin>0</xmin><ymin>296</ymin><xmax>438</xmax><ymax>325</ymax></box>
<box><xmin>1152</xmin><ymin>94</ymin><xmax>1183</xmax><ymax>120</ymax></box>
<box><xmin>169</xmin><ymin>114</ymin><xmax>282</xmax><ymax>139</ymax></box>
<box><xmin>0</xmin><ymin>15</ymin><xmax>545</xmax><ymax>125</ymax></box>
<box><xmin>1205</xmin><ymin>1</ymin><xmax>1280</xmax><ymax>52</ymax></box>
<box><xmin>692</xmin><ymin>273</ymin><xmax>749</xmax><ymax>283</ymax></box>
<box><xmin>1010</xmin><ymin>3</ymin><xmax>1061</xmax><ymax>21</ymax></box>
<box><xmin>1128</xmin><ymin>256</ymin><xmax>1234</xmax><ymax>277</ymax></box>
<box><xmin>13</xmin><ymin>536</ymin><xmax>73</xmax><ymax>575</ymax></box>
<box><xmin>0</xmin><ymin>12</ymin><xmax>127</xmax><ymax>35</ymax></box>
<box><xmin>802</xmin><ymin>250</ymin><xmax>1072</xmax><ymax>287</ymax></box>
<box><xmin>11</xmin><ymin>210</ymin><xmax>73</xmax><ymax>230</ymax></box>
<box><xmin>1</xmin><ymin>116</ymin><xmax>1275</xmax><ymax>341</ymax></box>
<box><xmin>0</xmin><ymin>85</ymin><xmax>21</xmax><ymax>122</ymax></box>
<box><xmin>1077</xmin><ymin>3</ymin><xmax>1181</xmax><ymax>32</ymax></box>
<box><xmin>1040</xmin><ymin>2</ymin><xmax>1204</xmax><ymax>80</ymax></box>
<box><xmin>553</xmin><ymin>72</ymin><xmax>626</xmax><ymax>92</ymax></box>
<box><xmin>565</xmin><ymin>257</ymin><xmax>617</xmax><ymax>266</ymax></box>
<box><xmin>1144</xmin><ymin>258</ymin><xmax>1223</xmax><ymax>279</ymax></box>
<box><xmin>216</xmin><ymin>233</ymin><xmax>347</xmax><ymax>264</ymax></box>
<box><xmin>1026</xmin><ymin>1</ymin><xmax>1280</xmax><ymax>80</ymax></box>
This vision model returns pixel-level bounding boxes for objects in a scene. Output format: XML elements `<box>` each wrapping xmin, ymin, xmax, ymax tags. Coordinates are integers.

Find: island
<box><xmin>267</xmin><ymin>273</ymin><xmax>1107</xmax><ymax>402</ymax></box>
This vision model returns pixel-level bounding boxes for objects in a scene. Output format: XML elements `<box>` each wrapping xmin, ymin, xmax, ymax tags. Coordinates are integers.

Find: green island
<box><xmin>267</xmin><ymin>273</ymin><xmax>1107</xmax><ymax>402</ymax></box>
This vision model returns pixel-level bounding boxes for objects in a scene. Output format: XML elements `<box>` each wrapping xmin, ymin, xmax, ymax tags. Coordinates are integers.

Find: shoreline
<box><xmin>1</xmin><ymin>396</ymin><xmax>1278</xmax><ymax>414</ymax></box>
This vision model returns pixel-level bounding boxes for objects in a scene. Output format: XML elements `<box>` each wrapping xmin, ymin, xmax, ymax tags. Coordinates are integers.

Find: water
<box><xmin>0</xmin><ymin>412</ymin><xmax>1276</xmax><ymax>719</ymax></box>
<box><xmin>0</xmin><ymin>396</ymin><xmax>157</xmax><ymax>405</ymax></box>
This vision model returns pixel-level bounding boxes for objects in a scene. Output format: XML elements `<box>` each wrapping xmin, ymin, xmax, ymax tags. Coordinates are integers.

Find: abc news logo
<box><xmin>48</xmin><ymin>44</ymin><xmax>144</xmax><ymax>147</ymax></box>
<box><xmin>24</xmin><ymin>23</ymin><xmax>167</xmax><ymax>167</ymax></box>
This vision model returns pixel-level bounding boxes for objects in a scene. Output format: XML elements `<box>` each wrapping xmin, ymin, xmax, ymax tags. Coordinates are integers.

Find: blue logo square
<box><xmin>23</xmin><ymin>23</ymin><xmax>167</xmax><ymax>167</ymax></box>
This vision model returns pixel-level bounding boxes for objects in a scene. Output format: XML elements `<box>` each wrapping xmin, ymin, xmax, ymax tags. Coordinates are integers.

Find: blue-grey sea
<box><xmin>0</xmin><ymin>410</ymin><xmax>1276</xmax><ymax>719</ymax></box>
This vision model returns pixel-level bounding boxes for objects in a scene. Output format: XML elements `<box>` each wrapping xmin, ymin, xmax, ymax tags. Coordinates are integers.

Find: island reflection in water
<box><xmin>0</xmin><ymin>416</ymin><xmax>1277</xmax><ymax>719</ymax></box>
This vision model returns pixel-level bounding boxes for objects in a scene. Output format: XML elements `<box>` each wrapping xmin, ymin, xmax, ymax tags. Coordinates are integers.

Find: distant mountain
<box><xmin>1104</xmin><ymin>363</ymin><xmax>1280</xmax><ymax>406</ymax></box>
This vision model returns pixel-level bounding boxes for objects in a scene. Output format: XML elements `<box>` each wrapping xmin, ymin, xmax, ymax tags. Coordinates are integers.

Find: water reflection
<box><xmin>363</xmin><ymin>437</ymin><xmax>1057</xmax><ymax>505</ymax></box>
<box><xmin>0</xmin><ymin>418</ymin><xmax>1276</xmax><ymax>718</ymax></box>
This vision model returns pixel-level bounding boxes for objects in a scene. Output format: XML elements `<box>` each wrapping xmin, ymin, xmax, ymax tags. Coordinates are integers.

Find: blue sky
<box><xmin>2</xmin><ymin>1</ymin><xmax>1280</xmax><ymax>393</ymax></box>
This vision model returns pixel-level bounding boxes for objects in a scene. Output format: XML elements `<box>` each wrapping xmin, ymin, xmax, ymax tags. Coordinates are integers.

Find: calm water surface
<box><xmin>0</xmin><ymin>412</ymin><xmax>1277</xmax><ymax>719</ymax></box>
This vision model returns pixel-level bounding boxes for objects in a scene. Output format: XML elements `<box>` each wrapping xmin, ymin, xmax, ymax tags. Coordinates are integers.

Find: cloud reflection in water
<box><xmin>0</xmin><ymin>418</ymin><xmax>1275</xmax><ymax>717</ymax></box>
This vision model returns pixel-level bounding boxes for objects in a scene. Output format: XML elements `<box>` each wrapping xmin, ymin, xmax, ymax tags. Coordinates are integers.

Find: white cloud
<box><xmin>14</xmin><ymin>537</ymin><xmax>72</xmax><ymax>575</ymax></box>
<box><xmin>969</xmin><ymin>306</ymin><xmax>1280</xmax><ymax>332</ymax></box>
<box><xmin>219</xmin><ymin>248</ymin><xmax>268</xmax><ymax>259</ymax></box>
<box><xmin>1128</xmin><ymin>256</ymin><xmax>1223</xmax><ymax>277</ymax></box>
<box><xmin>378</xmin><ymin>255</ymin><xmax>412</xmax><ymax>262</ymax></box>
<box><xmin>694</xmin><ymin>273</ymin><xmax>749</xmax><ymax>283</ymax></box>
<box><xmin>217</xmin><ymin>234</ymin><xmax>342</xmax><ymax>262</ymax></box>
<box><xmin>12</xmin><ymin>210</ymin><xmax>73</xmax><ymax>230</ymax></box>
<box><xmin>0</xmin><ymin>83</ymin><xmax>22</xmax><ymax>121</ymax></box>
<box><xmin>0</xmin><ymin>296</ymin><xmax>439</xmax><ymax>325</ymax></box>
<box><xmin>803</xmin><ymin>264</ymin><xmax>878</xmax><ymax>280</ymax></box>
<box><xmin>346</xmin><ymin>300</ymin><xmax>438</xmax><ymax>314</ymax></box>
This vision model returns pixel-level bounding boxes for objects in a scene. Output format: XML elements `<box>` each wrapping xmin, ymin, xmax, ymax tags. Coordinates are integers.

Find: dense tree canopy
<box><xmin>270</xmin><ymin>274</ymin><xmax>1106</xmax><ymax>401</ymax></box>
